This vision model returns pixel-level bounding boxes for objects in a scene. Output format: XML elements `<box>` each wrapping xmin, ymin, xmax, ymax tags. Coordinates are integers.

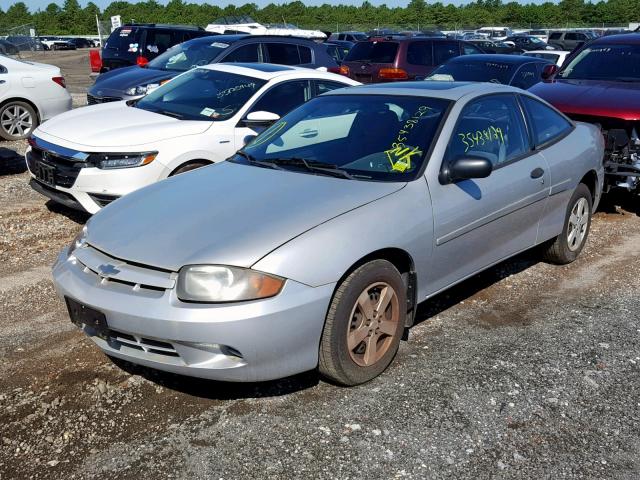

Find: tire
<box><xmin>543</xmin><ymin>183</ymin><xmax>593</xmax><ymax>264</ymax></box>
<box><xmin>0</xmin><ymin>101</ymin><xmax>38</xmax><ymax>141</ymax></box>
<box><xmin>169</xmin><ymin>161</ymin><xmax>210</xmax><ymax>176</ymax></box>
<box><xmin>319</xmin><ymin>259</ymin><xmax>406</xmax><ymax>386</ymax></box>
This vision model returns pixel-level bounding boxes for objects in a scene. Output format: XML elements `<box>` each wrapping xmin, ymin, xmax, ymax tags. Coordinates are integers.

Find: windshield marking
<box><xmin>217</xmin><ymin>83</ymin><xmax>257</xmax><ymax>99</ymax></box>
<box><xmin>385</xmin><ymin>145</ymin><xmax>423</xmax><ymax>172</ymax></box>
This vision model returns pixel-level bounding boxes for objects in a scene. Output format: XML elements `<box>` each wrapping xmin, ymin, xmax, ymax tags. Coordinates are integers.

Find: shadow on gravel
<box><xmin>109</xmin><ymin>355</ymin><xmax>320</xmax><ymax>400</ymax></box>
<box><xmin>45</xmin><ymin>200</ymin><xmax>91</xmax><ymax>224</ymax></box>
<box><xmin>597</xmin><ymin>190</ymin><xmax>639</xmax><ymax>216</ymax></box>
<box><xmin>0</xmin><ymin>147</ymin><xmax>27</xmax><ymax>175</ymax></box>
<box><xmin>413</xmin><ymin>250</ymin><xmax>541</xmax><ymax>328</ymax></box>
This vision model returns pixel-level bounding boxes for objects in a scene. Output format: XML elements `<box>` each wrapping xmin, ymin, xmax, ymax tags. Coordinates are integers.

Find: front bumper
<box><xmin>26</xmin><ymin>147</ymin><xmax>171</xmax><ymax>214</ymax></box>
<box><xmin>52</xmin><ymin>249</ymin><xmax>334</xmax><ymax>382</ymax></box>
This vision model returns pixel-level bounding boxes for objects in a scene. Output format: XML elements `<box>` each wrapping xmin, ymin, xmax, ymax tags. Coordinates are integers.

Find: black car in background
<box><xmin>0</xmin><ymin>39</ymin><xmax>19</xmax><ymax>56</ymax></box>
<box><xmin>89</xmin><ymin>34</ymin><xmax>340</xmax><ymax>104</ymax></box>
<box><xmin>469</xmin><ymin>39</ymin><xmax>519</xmax><ymax>54</ymax></box>
<box><xmin>100</xmin><ymin>23</ymin><xmax>214</xmax><ymax>72</ymax></box>
<box><xmin>68</xmin><ymin>37</ymin><xmax>93</xmax><ymax>49</ymax></box>
<box><xmin>503</xmin><ymin>34</ymin><xmax>557</xmax><ymax>52</ymax></box>
<box><xmin>427</xmin><ymin>54</ymin><xmax>554</xmax><ymax>90</ymax></box>
<box><xmin>5</xmin><ymin>36</ymin><xmax>44</xmax><ymax>51</ymax></box>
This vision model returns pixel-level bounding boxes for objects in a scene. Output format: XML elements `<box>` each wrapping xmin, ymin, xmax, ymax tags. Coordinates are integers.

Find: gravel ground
<box><xmin>0</xmin><ymin>51</ymin><xmax>639</xmax><ymax>479</ymax></box>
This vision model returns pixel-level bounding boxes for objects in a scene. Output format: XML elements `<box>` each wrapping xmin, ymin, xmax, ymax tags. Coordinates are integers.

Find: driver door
<box><xmin>234</xmin><ymin>79</ymin><xmax>312</xmax><ymax>151</ymax></box>
<box><xmin>425</xmin><ymin>93</ymin><xmax>550</xmax><ymax>294</ymax></box>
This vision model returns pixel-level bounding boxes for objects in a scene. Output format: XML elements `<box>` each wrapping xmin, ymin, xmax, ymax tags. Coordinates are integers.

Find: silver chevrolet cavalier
<box><xmin>53</xmin><ymin>82</ymin><xmax>604</xmax><ymax>386</ymax></box>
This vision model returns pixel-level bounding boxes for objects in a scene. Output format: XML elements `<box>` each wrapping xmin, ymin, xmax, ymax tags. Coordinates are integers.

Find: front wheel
<box><xmin>319</xmin><ymin>260</ymin><xmax>406</xmax><ymax>386</ymax></box>
<box><xmin>543</xmin><ymin>183</ymin><xmax>592</xmax><ymax>264</ymax></box>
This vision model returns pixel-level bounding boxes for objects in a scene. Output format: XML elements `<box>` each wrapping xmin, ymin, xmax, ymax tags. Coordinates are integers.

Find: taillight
<box><xmin>136</xmin><ymin>56</ymin><xmax>149</xmax><ymax>67</ymax></box>
<box><xmin>339</xmin><ymin>65</ymin><xmax>350</xmax><ymax>76</ymax></box>
<box><xmin>52</xmin><ymin>76</ymin><xmax>66</xmax><ymax>88</ymax></box>
<box><xmin>89</xmin><ymin>49</ymin><xmax>102</xmax><ymax>73</ymax></box>
<box><xmin>378</xmin><ymin>68</ymin><xmax>408</xmax><ymax>80</ymax></box>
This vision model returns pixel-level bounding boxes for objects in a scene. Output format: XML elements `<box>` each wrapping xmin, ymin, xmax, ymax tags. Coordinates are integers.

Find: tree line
<box><xmin>1</xmin><ymin>0</ymin><xmax>637</xmax><ymax>36</ymax></box>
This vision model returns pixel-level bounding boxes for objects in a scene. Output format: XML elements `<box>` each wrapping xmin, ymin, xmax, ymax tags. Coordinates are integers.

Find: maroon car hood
<box><xmin>530</xmin><ymin>79</ymin><xmax>640</xmax><ymax>121</ymax></box>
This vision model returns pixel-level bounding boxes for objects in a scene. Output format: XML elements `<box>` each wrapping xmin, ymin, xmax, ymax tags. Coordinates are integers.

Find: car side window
<box><xmin>221</xmin><ymin>43</ymin><xmax>261</xmax><ymax>62</ymax></box>
<box><xmin>511</xmin><ymin>63</ymin><xmax>539</xmax><ymax>89</ymax></box>
<box><xmin>446</xmin><ymin>94</ymin><xmax>529</xmax><ymax>168</ymax></box>
<box><xmin>299</xmin><ymin>46</ymin><xmax>312</xmax><ymax>64</ymax></box>
<box><xmin>566</xmin><ymin>33</ymin><xmax>577</xmax><ymax>41</ymax></box>
<box><xmin>265</xmin><ymin>43</ymin><xmax>305</xmax><ymax>65</ymax></box>
<box><xmin>144</xmin><ymin>30</ymin><xmax>173</xmax><ymax>56</ymax></box>
<box><xmin>433</xmin><ymin>42</ymin><xmax>460</xmax><ymax>65</ymax></box>
<box><xmin>316</xmin><ymin>80</ymin><xmax>347</xmax><ymax>95</ymax></box>
<box><xmin>521</xmin><ymin>95</ymin><xmax>572</xmax><ymax>147</ymax></box>
<box><xmin>462</xmin><ymin>43</ymin><xmax>482</xmax><ymax>55</ymax></box>
<box><xmin>248</xmin><ymin>80</ymin><xmax>312</xmax><ymax>117</ymax></box>
<box><xmin>549</xmin><ymin>32</ymin><xmax>562</xmax><ymax>40</ymax></box>
<box><xmin>407</xmin><ymin>41</ymin><xmax>433</xmax><ymax>66</ymax></box>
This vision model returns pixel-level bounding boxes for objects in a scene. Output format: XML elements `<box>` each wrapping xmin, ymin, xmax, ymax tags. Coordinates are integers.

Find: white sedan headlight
<box><xmin>89</xmin><ymin>152</ymin><xmax>157</xmax><ymax>169</ymax></box>
<box><xmin>177</xmin><ymin>265</ymin><xmax>285</xmax><ymax>303</ymax></box>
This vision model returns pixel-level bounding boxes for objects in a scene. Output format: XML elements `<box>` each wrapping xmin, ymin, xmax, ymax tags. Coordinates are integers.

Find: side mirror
<box><xmin>541</xmin><ymin>63</ymin><xmax>558</xmax><ymax>80</ymax></box>
<box><xmin>442</xmin><ymin>156</ymin><xmax>493</xmax><ymax>183</ymax></box>
<box><xmin>242</xmin><ymin>111</ymin><xmax>280</xmax><ymax>128</ymax></box>
<box><xmin>243</xmin><ymin>134</ymin><xmax>257</xmax><ymax>146</ymax></box>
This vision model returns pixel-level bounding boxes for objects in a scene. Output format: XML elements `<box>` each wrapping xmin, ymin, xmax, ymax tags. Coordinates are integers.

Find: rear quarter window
<box><xmin>407</xmin><ymin>41</ymin><xmax>433</xmax><ymax>66</ymax></box>
<box><xmin>521</xmin><ymin>95</ymin><xmax>572</xmax><ymax>147</ymax></box>
<box><xmin>104</xmin><ymin>27</ymin><xmax>142</xmax><ymax>51</ymax></box>
<box><xmin>549</xmin><ymin>32</ymin><xmax>562</xmax><ymax>40</ymax></box>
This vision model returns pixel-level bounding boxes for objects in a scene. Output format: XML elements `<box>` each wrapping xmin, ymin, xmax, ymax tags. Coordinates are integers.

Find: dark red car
<box><xmin>339</xmin><ymin>37</ymin><xmax>484</xmax><ymax>83</ymax></box>
<box><xmin>530</xmin><ymin>34</ymin><xmax>640</xmax><ymax>197</ymax></box>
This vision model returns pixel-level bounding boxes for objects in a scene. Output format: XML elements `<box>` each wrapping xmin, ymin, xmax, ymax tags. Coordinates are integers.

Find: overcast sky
<box><xmin>11</xmin><ymin>0</ymin><xmax>552</xmax><ymax>12</ymax></box>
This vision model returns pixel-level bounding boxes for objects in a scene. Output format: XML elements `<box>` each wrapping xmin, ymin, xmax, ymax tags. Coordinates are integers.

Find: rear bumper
<box><xmin>39</xmin><ymin>95</ymin><xmax>72</xmax><ymax>122</ymax></box>
<box><xmin>52</xmin><ymin>249</ymin><xmax>335</xmax><ymax>382</ymax></box>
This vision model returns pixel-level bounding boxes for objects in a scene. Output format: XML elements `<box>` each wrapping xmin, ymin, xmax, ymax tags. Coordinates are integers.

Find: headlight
<box><xmin>68</xmin><ymin>225</ymin><xmax>87</xmax><ymax>256</ymax></box>
<box><xmin>177</xmin><ymin>265</ymin><xmax>285</xmax><ymax>303</ymax></box>
<box><xmin>89</xmin><ymin>151</ymin><xmax>157</xmax><ymax>169</ymax></box>
<box><xmin>125</xmin><ymin>84</ymin><xmax>157</xmax><ymax>96</ymax></box>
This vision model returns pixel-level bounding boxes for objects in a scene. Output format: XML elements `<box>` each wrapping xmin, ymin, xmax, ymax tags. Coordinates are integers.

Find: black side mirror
<box><xmin>441</xmin><ymin>156</ymin><xmax>493</xmax><ymax>184</ymax></box>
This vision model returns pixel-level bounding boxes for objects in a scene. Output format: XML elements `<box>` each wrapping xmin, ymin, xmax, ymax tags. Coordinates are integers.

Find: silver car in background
<box><xmin>53</xmin><ymin>82</ymin><xmax>604</xmax><ymax>386</ymax></box>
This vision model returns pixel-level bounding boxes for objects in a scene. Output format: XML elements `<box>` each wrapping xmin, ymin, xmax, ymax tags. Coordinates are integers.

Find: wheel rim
<box><xmin>567</xmin><ymin>197</ymin><xmax>589</xmax><ymax>252</ymax></box>
<box><xmin>1</xmin><ymin>105</ymin><xmax>33</xmax><ymax>138</ymax></box>
<box><xmin>347</xmin><ymin>282</ymin><xmax>400</xmax><ymax>367</ymax></box>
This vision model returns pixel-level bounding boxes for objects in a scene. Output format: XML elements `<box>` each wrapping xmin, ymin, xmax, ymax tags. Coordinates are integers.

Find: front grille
<box><xmin>87</xmin><ymin>94</ymin><xmax>122</xmax><ymax>105</ymax></box>
<box><xmin>73</xmin><ymin>244</ymin><xmax>176</xmax><ymax>294</ymax></box>
<box><xmin>27</xmin><ymin>149</ymin><xmax>84</xmax><ymax>188</ymax></box>
<box><xmin>109</xmin><ymin>330</ymin><xmax>180</xmax><ymax>357</ymax></box>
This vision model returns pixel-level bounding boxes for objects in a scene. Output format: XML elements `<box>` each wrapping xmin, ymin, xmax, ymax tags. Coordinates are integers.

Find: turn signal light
<box><xmin>338</xmin><ymin>65</ymin><xmax>350</xmax><ymax>76</ymax></box>
<box><xmin>52</xmin><ymin>76</ymin><xmax>66</xmax><ymax>88</ymax></box>
<box><xmin>136</xmin><ymin>56</ymin><xmax>149</xmax><ymax>67</ymax></box>
<box><xmin>378</xmin><ymin>68</ymin><xmax>408</xmax><ymax>80</ymax></box>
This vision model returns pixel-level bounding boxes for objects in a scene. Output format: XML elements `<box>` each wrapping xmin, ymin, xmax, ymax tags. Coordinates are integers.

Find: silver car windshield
<box><xmin>135</xmin><ymin>68</ymin><xmax>266</xmax><ymax>121</ymax></box>
<box><xmin>237</xmin><ymin>94</ymin><xmax>451</xmax><ymax>181</ymax></box>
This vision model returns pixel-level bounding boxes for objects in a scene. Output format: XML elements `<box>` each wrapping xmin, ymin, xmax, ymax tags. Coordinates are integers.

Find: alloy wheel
<box><xmin>567</xmin><ymin>197</ymin><xmax>589</xmax><ymax>251</ymax></box>
<box><xmin>1</xmin><ymin>105</ymin><xmax>33</xmax><ymax>138</ymax></box>
<box><xmin>347</xmin><ymin>282</ymin><xmax>400</xmax><ymax>367</ymax></box>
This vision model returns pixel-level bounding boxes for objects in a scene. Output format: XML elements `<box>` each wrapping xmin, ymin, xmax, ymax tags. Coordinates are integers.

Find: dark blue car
<box><xmin>88</xmin><ymin>34</ymin><xmax>339</xmax><ymax>104</ymax></box>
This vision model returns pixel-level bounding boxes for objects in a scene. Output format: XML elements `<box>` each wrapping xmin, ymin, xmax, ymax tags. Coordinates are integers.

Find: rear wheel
<box><xmin>319</xmin><ymin>260</ymin><xmax>406</xmax><ymax>386</ymax></box>
<box><xmin>543</xmin><ymin>183</ymin><xmax>592</xmax><ymax>264</ymax></box>
<box><xmin>0</xmin><ymin>101</ymin><xmax>37</xmax><ymax>141</ymax></box>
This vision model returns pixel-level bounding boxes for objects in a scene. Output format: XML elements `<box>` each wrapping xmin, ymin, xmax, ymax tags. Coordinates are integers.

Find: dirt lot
<box><xmin>1</xmin><ymin>51</ymin><xmax>640</xmax><ymax>479</ymax></box>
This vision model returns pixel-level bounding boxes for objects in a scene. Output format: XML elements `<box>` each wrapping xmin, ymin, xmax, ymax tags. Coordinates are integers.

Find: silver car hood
<box><xmin>87</xmin><ymin>162</ymin><xmax>405</xmax><ymax>272</ymax></box>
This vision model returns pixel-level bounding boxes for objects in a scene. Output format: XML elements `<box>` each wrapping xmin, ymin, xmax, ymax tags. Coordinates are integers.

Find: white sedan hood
<box><xmin>36</xmin><ymin>102</ymin><xmax>211</xmax><ymax>149</ymax></box>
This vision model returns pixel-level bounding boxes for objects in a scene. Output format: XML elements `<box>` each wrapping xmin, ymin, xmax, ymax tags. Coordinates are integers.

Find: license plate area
<box><xmin>65</xmin><ymin>297</ymin><xmax>109</xmax><ymax>339</ymax></box>
<box><xmin>34</xmin><ymin>160</ymin><xmax>56</xmax><ymax>187</ymax></box>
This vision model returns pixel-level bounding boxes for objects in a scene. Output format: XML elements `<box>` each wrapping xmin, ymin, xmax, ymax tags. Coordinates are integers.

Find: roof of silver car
<box><xmin>328</xmin><ymin>81</ymin><xmax>522</xmax><ymax>100</ymax></box>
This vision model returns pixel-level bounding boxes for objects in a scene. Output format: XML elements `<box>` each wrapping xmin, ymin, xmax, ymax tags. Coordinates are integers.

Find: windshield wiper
<box><xmin>269</xmin><ymin>157</ymin><xmax>353</xmax><ymax>179</ymax></box>
<box><xmin>235</xmin><ymin>151</ymin><xmax>283</xmax><ymax>170</ymax></box>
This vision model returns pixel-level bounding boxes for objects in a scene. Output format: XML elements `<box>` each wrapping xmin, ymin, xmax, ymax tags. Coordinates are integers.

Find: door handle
<box><xmin>530</xmin><ymin>167</ymin><xmax>545</xmax><ymax>179</ymax></box>
<box><xmin>299</xmin><ymin>129</ymin><xmax>318</xmax><ymax>138</ymax></box>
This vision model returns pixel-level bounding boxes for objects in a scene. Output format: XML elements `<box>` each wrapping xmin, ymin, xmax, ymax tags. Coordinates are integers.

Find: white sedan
<box><xmin>523</xmin><ymin>50</ymin><xmax>572</xmax><ymax>67</ymax></box>
<box><xmin>26</xmin><ymin>64</ymin><xmax>359</xmax><ymax>213</ymax></box>
<box><xmin>0</xmin><ymin>55</ymin><xmax>72</xmax><ymax>140</ymax></box>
